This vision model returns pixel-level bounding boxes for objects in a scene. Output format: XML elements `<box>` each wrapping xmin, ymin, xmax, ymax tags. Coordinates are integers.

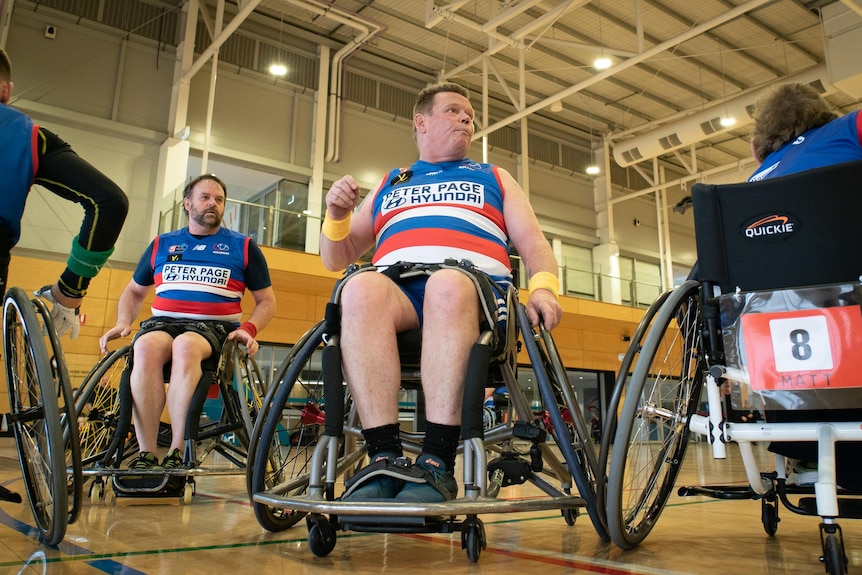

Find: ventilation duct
<box><xmin>611</xmin><ymin>65</ymin><xmax>833</xmax><ymax>167</ymax></box>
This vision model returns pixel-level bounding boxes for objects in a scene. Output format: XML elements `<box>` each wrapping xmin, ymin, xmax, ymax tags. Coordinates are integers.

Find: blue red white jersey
<box><xmin>749</xmin><ymin>111</ymin><xmax>862</xmax><ymax>181</ymax></box>
<box><xmin>0</xmin><ymin>105</ymin><xmax>39</xmax><ymax>244</ymax></box>
<box><xmin>136</xmin><ymin>227</ymin><xmax>253</xmax><ymax>322</ymax></box>
<box><xmin>370</xmin><ymin>158</ymin><xmax>513</xmax><ymax>285</ymax></box>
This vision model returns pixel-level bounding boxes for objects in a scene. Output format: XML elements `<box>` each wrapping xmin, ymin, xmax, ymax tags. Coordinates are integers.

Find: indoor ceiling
<box><xmin>229</xmin><ymin>0</ymin><xmax>861</xmax><ymax>183</ymax></box>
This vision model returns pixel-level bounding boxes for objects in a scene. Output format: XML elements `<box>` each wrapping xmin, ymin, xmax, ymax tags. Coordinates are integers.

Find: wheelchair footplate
<box><xmin>111</xmin><ymin>469</ymin><xmax>190</xmax><ymax>498</ymax></box>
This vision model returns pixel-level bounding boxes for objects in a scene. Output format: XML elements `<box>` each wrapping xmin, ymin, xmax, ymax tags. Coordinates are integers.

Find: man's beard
<box><xmin>192</xmin><ymin>209</ymin><xmax>222</xmax><ymax>229</ymax></box>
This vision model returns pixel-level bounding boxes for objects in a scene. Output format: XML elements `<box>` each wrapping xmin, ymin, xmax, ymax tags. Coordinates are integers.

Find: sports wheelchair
<box><xmin>603</xmin><ymin>160</ymin><xmax>862</xmax><ymax>575</ymax></box>
<box><xmin>75</xmin><ymin>336</ymin><xmax>267</xmax><ymax>504</ymax></box>
<box><xmin>2</xmin><ymin>287</ymin><xmax>84</xmax><ymax>545</ymax></box>
<box><xmin>247</xmin><ymin>260</ymin><xmax>609</xmax><ymax>563</ymax></box>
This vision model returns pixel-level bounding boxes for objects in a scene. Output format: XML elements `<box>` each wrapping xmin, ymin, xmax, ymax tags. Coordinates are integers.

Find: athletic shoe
<box><xmin>787</xmin><ymin>459</ymin><xmax>818</xmax><ymax>485</ymax></box>
<box><xmin>128</xmin><ymin>451</ymin><xmax>161</xmax><ymax>470</ymax></box>
<box><xmin>161</xmin><ymin>448</ymin><xmax>185</xmax><ymax>470</ymax></box>
<box><xmin>395</xmin><ymin>453</ymin><xmax>457</xmax><ymax>503</ymax></box>
<box><xmin>342</xmin><ymin>452</ymin><xmax>404</xmax><ymax>501</ymax></box>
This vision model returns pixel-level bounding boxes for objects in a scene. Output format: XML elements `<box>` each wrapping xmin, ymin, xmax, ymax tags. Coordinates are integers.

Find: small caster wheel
<box><xmin>104</xmin><ymin>485</ymin><xmax>116</xmax><ymax>506</ymax></box>
<box><xmin>182</xmin><ymin>483</ymin><xmax>194</xmax><ymax>505</ymax></box>
<box><xmin>89</xmin><ymin>482</ymin><xmax>103</xmax><ymax>505</ymax></box>
<box><xmin>562</xmin><ymin>507</ymin><xmax>578</xmax><ymax>526</ymax></box>
<box><xmin>461</xmin><ymin>517</ymin><xmax>486</xmax><ymax>563</ymax></box>
<box><xmin>761</xmin><ymin>500</ymin><xmax>779</xmax><ymax>536</ymax></box>
<box><xmin>307</xmin><ymin>515</ymin><xmax>337</xmax><ymax>557</ymax></box>
<box><xmin>822</xmin><ymin>532</ymin><xmax>847</xmax><ymax>575</ymax></box>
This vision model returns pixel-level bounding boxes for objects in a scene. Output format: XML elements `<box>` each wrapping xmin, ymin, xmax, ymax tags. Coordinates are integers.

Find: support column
<box><xmin>306</xmin><ymin>44</ymin><xmax>330</xmax><ymax>254</ymax></box>
<box><xmin>152</xmin><ymin>0</ymin><xmax>197</xmax><ymax>235</ymax></box>
<box><xmin>592</xmin><ymin>138</ymin><xmax>621</xmax><ymax>303</ymax></box>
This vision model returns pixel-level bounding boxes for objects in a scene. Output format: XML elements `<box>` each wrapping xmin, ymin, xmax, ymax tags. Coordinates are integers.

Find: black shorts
<box><xmin>131</xmin><ymin>317</ymin><xmax>237</xmax><ymax>372</ymax></box>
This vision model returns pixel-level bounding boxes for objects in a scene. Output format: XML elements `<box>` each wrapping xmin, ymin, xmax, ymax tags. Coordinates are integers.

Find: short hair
<box><xmin>750</xmin><ymin>83</ymin><xmax>837</xmax><ymax>162</ymax></box>
<box><xmin>182</xmin><ymin>174</ymin><xmax>227</xmax><ymax>215</ymax></box>
<box><xmin>412</xmin><ymin>82</ymin><xmax>470</xmax><ymax>138</ymax></box>
<box><xmin>0</xmin><ymin>48</ymin><xmax>12</xmax><ymax>84</ymax></box>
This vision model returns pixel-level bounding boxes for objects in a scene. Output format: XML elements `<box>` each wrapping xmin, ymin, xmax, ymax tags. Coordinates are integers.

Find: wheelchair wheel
<box><xmin>72</xmin><ymin>346</ymin><xmax>133</xmax><ymax>467</ymax></box>
<box><xmin>606</xmin><ymin>280</ymin><xmax>705</xmax><ymax>549</ymax></box>
<box><xmin>515</xmin><ymin>303</ymin><xmax>609</xmax><ymax>541</ymax></box>
<box><xmin>32</xmin><ymin>296</ymin><xmax>83</xmax><ymax>526</ymax></box>
<box><xmin>231</xmin><ymin>344</ymin><xmax>267</xmax><ymax>450</ymax></box>
<box><xmin>3</xmin><ymin>287</ymin><xmax>68</xmax><ymax>545</ymax></box>
<box><xmin>249</xmin><ymin>321</ymin><xmax>329</xmax><ymax>531</ymax></box>
<box><xmin>597</xmin><ymin>288</ymin><xmax>672</xmax><ymax>513</ymax></box>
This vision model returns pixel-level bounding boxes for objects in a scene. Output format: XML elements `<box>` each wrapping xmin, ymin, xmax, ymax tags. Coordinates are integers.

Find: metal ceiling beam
<box><xmin>472</xmin><ymin>0</ymin><xmax>775</xmax><ymax>140</ymax></box>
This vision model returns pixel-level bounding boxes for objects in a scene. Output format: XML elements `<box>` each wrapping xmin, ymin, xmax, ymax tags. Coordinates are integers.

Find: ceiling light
<box><xmin>586</xmin><ymin>165</ymin><xmax>600</xmax><ymax>175</ymax></box>
<box><xmin>593</xmin><ymin>56</ymin><xmax>612</xmax><ymax>70</ymax></box>
<box><xmin>719</xmin><ymin>116</ymin><xmax>736</xmax><ymax>127</ymax></box>
<box><xmin>269</xmin><ymin>63</ymin><xmax>287</xmax><ymax>76</ymax></box>
<box><xmin>550</xmin><ymin>101</ymin><xmax>563</xmax><ymax>113</ymax></box>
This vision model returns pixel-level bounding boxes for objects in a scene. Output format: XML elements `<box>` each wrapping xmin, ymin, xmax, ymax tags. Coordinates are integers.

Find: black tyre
<box><xmin>606</xmin><ymin>280</ymin><xmax>705</xmax><ymax>549</ymax></box>
<box><xmin>516</xmin><ymin>303</ymin><xmax>609</xmax><ymax>541</ymax></box>
<box><xmin>597</xmin><ymin>289</ymin><xmax>671</xmax><ymax>513</ymax></box>
<box><xmin>3</xmin><ymin>288</ymin><xmax>68</xmax><ymax>545</ymax></box>
<box><xmin>32</xmin><ymin>296</ymin><xmax>83</xmax><ymax>525</ymax></box>
<box><xmin>249</xmin><ymin>321</ymin><xmax>328</xmax><ymax>531</ymax></box>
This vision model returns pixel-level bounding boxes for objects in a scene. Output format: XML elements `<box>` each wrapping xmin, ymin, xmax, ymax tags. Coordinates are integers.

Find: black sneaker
<box><xmin>395</xmin><ymin>453</ymin><xmax>457</xmax><ymax>502</ymax></box>
<box><xmin>161</xmin><ymin>448</ymin><xmax>184</xmax><ymax>470</ymax></box>
<box><xmin>128</xmin><ymin>451</ymin><xmax>161</xmax><ymax>470</ymax></box>
<box><xmin>342</xmin><ymin>452</ymin><xmax>405</xmax><ymax>501</ymax></box>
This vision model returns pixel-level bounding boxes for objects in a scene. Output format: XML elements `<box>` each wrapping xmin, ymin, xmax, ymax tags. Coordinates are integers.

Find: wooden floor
<box><xmin>0</xmin><ymin>440</ymin><xmax>858</xmax><ymax>575</ymax></box>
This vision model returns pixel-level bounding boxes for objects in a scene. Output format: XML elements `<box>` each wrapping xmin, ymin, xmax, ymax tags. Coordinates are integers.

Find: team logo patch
<box><xmin>389</xmin><ymin>170</ymin><xmax>413</xmax><ymax>187</ymax></box>
<box><xmin>741</xmin><ymin>212</ymin><xmax>800</xmax><ymax>242</ymax></box>
<box><xmin>213</xmin><ymin>243</ymin><xmax>230</xmax><ymax>255</ymax></box>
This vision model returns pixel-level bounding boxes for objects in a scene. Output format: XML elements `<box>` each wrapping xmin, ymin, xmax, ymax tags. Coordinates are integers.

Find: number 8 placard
<box><xmin>740</xmin><ymin>305</ymin><xmax>862</xmax><ymax>391</ymax></box>
<box><xmin>769</xmin><ymin>315</ymin><xmax>832</xmax><ymax>372</ymax></box>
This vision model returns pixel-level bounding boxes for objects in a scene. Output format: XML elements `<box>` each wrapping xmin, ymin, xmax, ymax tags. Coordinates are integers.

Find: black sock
<box><xmin>422</xmin><ymin>421</ymin><xmax>460</xmax><ymax>470</ymax></box>
<box><xmin>361</xmin><ymin>423</ymin><xmax>402</xmax><ymax>459</ymax></box>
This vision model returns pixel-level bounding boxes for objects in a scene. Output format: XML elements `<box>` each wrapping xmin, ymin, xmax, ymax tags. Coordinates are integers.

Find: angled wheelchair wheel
<box><xmin>597</xmin><ymin>288</ymin><xmax>672</xmax><ymax>513</ymax></box>
<box><xmin>3</xmin><ymin>287</ymin><xmax>68</xmax><ymax>545</ymax></box>
<box><xmin>32</xmin><ymin>296</ymin><xmax>83</xmax><ymax>526</ymax></box>
<box><xmin>72</xmin><ymin>346</ymin><xmax>133</xmax><ymax>468</ymax></box>
<box><xmin>606</xmin><ymin>280</ymin><xmax>705</xmax><ymax>549</ymax></box>
<box><xmin>230</xmin><ymin>343</ymin><xmax>267</xmax><ymax>449</ymax></box>
<box><xmin>249</xmin><ymin>321</ymin><xmax>329</xmax><ymax>531</ymax></box>
<box><xmin>515</xmin><ymin>303</ymin><xmax>609</xmax><ymax>541</ymax></box>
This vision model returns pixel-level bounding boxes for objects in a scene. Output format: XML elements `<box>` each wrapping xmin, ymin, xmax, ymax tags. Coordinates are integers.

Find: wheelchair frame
<box><xmin>603</xmin><ymin>161</ymin><xmax>862</xmax><ymax>575</ymax></box>
<box><xmin>2</xmin><ymin>286</ymin><xmax>84</xmax><ymax>546</ymax></box>
<box><xmin>247</xmin><ymin>261</ymin><xmax>609</xmax><ymax>562</ymax></box>
<box><xmin>75</xmin><ymin>338</ymin><xmax>268</xmax><ymax>504</ymax></box>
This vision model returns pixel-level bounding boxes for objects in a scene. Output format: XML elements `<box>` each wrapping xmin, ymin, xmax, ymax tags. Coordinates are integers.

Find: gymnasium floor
<box><xmin>0</xmin><ymin>440</ymin><xmax>858</xmax><ymax>574</ymax></box>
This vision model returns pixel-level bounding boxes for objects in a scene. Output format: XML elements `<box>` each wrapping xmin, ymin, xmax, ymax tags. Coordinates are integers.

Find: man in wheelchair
<box><xmin>319</xmin><ymin>82</ymin><xmax>562</xmax><ymax>503</ymax></box>
<box><xmin>99</xmin><ymin>174</ymin><xmax>276</xmax><ymax>474</ymax></box>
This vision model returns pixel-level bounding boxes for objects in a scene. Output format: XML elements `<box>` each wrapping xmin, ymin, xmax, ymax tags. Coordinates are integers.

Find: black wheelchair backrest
<box><xmin>692</xmin><ymin>160</ymin><xmax>862</xmax><ymax>294</ymax></box>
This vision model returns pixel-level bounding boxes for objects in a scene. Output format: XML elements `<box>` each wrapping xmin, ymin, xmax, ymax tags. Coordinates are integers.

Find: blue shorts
<box><xmin>395</xmin><ymin>272</ymin><xmax>508</xmax><ymax>329</ymax></box>
<box><xmin>398</xmin><ymin>275</ymin><xmax>428</xmax><ymax>325</ymax></box>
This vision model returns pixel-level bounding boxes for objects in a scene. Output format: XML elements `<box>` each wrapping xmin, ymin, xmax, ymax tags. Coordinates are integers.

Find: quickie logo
<box><xmin>742</xmin><ymin>213</ymin><xmax>799</xmax><ymax>242</ymax></box>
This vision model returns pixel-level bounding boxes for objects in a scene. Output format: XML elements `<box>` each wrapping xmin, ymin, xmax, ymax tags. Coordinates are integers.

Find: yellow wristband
<box><xmin>322</xmin><ymin>212</ymin><xmax>352</xmax><ymax>241</ymax></box>
<box><xmin>528</xmin><ymin>271</ymin><xmax>560</xmax><ymax>301</ymax></box>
